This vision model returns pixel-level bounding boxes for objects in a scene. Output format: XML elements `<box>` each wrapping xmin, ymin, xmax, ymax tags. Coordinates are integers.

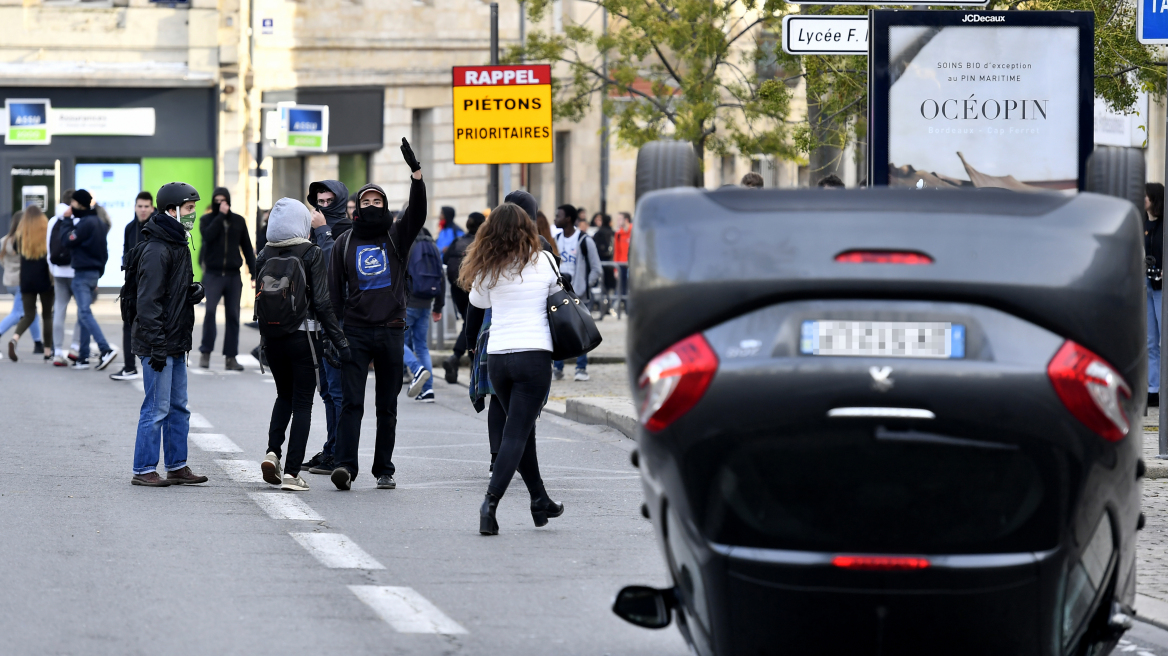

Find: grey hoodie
<box><xmin>266</xmin><ymin>198</ymin><xmax>312</xmax><ymax>245</ymax></box>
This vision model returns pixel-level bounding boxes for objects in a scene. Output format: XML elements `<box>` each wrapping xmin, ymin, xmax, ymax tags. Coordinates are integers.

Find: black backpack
<box><xmin>119</xmin><ymin>241</ymin><xmax>148</xmax><ymax>325</ymax></box>
<box><xmin>49</xmin><ymin>217</ymin><xmax>73</xmax><ymax>266</ymax></box>
<box><xmin>255</xmin><ymin>243</ymin><xmax>314</xmax><ymax>338</ymax></box>
<box><xmin>408</xmin><ymin>234</ymin><xmax>444</xmax><ymax>300</ymax></box>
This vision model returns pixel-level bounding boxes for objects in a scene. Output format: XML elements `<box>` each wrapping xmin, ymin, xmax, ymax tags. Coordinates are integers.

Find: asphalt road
<box><xmin>0</xmin><ymin>321</ymin><xmax>687</xmax><ymax>655</ymax></box>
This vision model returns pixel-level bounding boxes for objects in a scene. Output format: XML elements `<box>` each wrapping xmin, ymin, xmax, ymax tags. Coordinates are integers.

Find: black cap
<box><xmin>72</xmin><ymin>189</ymin><xmax>93</xmax><ymax>207</ymax></box>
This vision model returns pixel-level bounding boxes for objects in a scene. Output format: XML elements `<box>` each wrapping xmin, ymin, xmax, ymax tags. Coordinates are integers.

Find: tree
<box><xmin>515</xmin><ymin>0</ymin><xmax>1167</xmax><ymax>175</ymax></box>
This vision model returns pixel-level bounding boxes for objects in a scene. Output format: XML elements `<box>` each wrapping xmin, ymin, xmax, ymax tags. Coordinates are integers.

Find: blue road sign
<box><xmin>1140</xmin><ymin>0</ymin><xmax>1168</xmax><ymax>44</ymax></box>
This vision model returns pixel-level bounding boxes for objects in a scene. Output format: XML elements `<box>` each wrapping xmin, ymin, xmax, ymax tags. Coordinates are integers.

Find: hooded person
<box><xmin>66</xmin><ymin>189</ymin><xmax>118</xmax><ymax>370</ymax></box>
<box><xmin>299</xmin><ymin>179</ymin><xmax>352</xmax><ymax>476</ymax></box>
<box><xmin>327</xmin><ymin>137</ymin><xmax>427</xmax><ymax>491</ymax></box>
<box><xmin>197</xmin><ymin>186</ymin><xmax>256</xmax><ymax>371</ymax></box>
<box><xmin>434</xmin><ymin>205</ymin><xmax>463</xmax><ymax>254</ymax></box>
<box><xmin>256</xmin><ymin>198</ymin><xmax>350</xmax><ymax>491</ymax></box>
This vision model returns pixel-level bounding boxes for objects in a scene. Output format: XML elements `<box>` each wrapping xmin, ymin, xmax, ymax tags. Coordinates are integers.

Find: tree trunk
<box><xmin>808</xmin><ymin>99</ymin><xmax>842</xmax><ymax>186</ymax></box>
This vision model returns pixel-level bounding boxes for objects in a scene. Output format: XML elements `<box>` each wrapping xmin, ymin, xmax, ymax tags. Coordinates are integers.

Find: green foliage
<box><xmin>513</xmin><ymin>0</ymin><xmax>1167</xmax><ymax>166</ymax></box>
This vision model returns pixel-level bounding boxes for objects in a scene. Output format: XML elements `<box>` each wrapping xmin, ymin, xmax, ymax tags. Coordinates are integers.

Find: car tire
<box><xmin>1085</xmin><ymin>146</ymin><xmax>1145</xmax><ymax>215</ymax></box>
<box><xmin>635</xmin><ymin>140</ymin><xmax>702</xmax><ymax>203</ymax></box>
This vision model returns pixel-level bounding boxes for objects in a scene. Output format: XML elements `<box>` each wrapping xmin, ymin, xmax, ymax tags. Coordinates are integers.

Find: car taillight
<box><xmin>638</xmin><ymin>334</ymin><xmax>718</xmax><ymax>432</ymax></box>
<box><xmin>835</xmin><ymin>250</ymin><xmax>933</xmax><ymax>264</ymax></box>
<box><xmin>1047</xmin><ymin>341</ymin><xmax>1131</xmax><ymax>441</ymax></box>
<box><xmin>832</xmin><ymin>555</ymin><xmax>930</xmax><ymax>571</ymax></box>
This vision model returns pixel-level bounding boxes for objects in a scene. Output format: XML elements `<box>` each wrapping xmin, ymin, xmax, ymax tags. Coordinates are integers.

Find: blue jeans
<box><xmin>553</xmin><ymin>354</ymin><xmax>588</xmax><ymax>372</ymax></box>
<box><xmin>1150</xmin><ymin>278</ymin><xmax>1163</xmax><ymax>394</ymax></box>
<box><xmin>72</xmin><ymin>269</ymin><xmax>110</xmax><ymax>361</ymax></box>
<box><xmin>403</xmin><ymin>307</ymin><xmax>433</xmax><ymax>394</ymax></box>
<box><xmin>318</xmin><ymin>360</ymin><xmax>343</xmax><ymax>457</ymax></box>
<box><xmin>0</xmin><ymin>289</ymin><xmax>42</xmax><ymax>341</ymax></box>
<box><xmin>133</xmin><ymin>355</ymin><xmax>190</xmax><ymax>474</ymax></box>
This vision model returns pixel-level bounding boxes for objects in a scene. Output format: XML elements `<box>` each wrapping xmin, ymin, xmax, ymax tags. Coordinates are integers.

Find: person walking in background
<box><xmin>198</xmin><ymin>187</ymin><xmax>256</xmax><ymax>371</ymax></box>
<box><xmin>256</xmin><ymin>198</ymin><xmax>350</xmax><ymax>492</ymax></box>
<box><xmin>440</xmin><ymin>211</ymin><xmax>484</xmax><ymax>384</ymax></box>
<box><xmin>592</xmin><ymin>213</ymin><xmax>615</xmax><ymax>314</ymax></box>
<box><xmin>7</xmin><ymin>206</ymin><xmax>53</xmax><ymax>362</ymax></box>
<box><xmin>613</xmin><ymin>211</ymin><xmax>632</xmax><ymax>313</ymax></box>
<box><xmin>0</xmin><ymin>211</ymin><xmax>44</xmax><ymax>357</ymax></box>
<box><xmin>434</xmin><ymin>206</ymin><xmax>463</xmax><ymax>254</ymax></box>
<box><xmin>66</xmin><ymin>189</ymin><xmax>118</xmax><ymax>371</ymax></box>
<box><xmin>553</xmin><ymin>204</ymin><xmax>601</xmax><ymax>381</ymax></box>
<box><xmin>110</xmin><ymin>191</ymin><xmax>154</xmax><ymax>381</ymax></box>
<box><xmin>130</xmin><ymin>182</ymin><xmax>208</xmax><ymax>487</ymax></box>
<box><xmin>47</xmin><ymin>191</ymin><xmax>81</xmax><ymax>367</ymax></box>
<box><xmin>1147</xmin><ymin>182</ymin><xmax>1164</xmax><ymax>408</ymax></box>
<box><xmin>460</xmin><ymin>202</ymin><xmax>563</xmax><ymax>535</ymax></box>
<box><xmin>327</xmin><ymin>138</ymin><xmax>426</xmax><ymax>492</ymax></box>
<box><xmin>403</xmin><ymin>226</ymin><xmax>445</xmax><ymax>403</ymax></box>
<box><xmin>300</xmin><ymin>179</ymin><xmax>352</xmax><ymax>476</ymax></box>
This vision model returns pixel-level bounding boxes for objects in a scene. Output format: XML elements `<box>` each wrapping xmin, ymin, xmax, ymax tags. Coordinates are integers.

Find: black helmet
<box><xmin>156</xmin><ymin>182</ymin><xmax>200</xmax><ymax>212</ymax></box>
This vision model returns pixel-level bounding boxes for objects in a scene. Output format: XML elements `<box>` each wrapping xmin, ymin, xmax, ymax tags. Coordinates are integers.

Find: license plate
<box><xmin>800</xmin><ymin>321</ymin><xmax>965</xmax><ymax>359</ymax></box>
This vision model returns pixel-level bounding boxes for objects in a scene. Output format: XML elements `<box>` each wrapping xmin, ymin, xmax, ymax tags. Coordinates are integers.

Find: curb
<box><xmin>543</xmin><ymin>397</ymin><xmax>638</xmax><ymax>438</ymax></box>
<box><xmin>1137</xmin><ymin>593</ymin><xmax>1168</xmax><ymax>632</ymax></box>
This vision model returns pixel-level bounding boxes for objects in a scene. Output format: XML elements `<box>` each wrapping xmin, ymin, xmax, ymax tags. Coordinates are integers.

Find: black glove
<box><xmin>187</xmin><ymin>282</ymin><xmax>205</xmax><ymax>305</ymax></box>
<box><xmin>149</xmin><ymin>354</ymin><xmax>167</xmax><ymax>372</ymax></box>
<box><xmin>322</xmin><ymin>339</ymin><xmax>342</xmax><ymax>369</ymax></box>
<box><xmin>340</xmin><ymin>347</ymin><xmax>352</xmax><ymax>363</ymax></box>
<box><xmin>400</xmin><ymin>137</ymin><xmax>421</xmax><ymax>172</ymax></box>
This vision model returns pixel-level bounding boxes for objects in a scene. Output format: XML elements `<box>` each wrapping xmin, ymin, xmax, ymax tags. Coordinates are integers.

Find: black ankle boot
<box><xmin>480</xmin><ymin>493</ymin><xmax>500</xmax><ymax>535</ymax></box>
<box><xmin>531</xmin><ymin>494</ymin><xmax>565</xmax><ymax>527</ymax></box>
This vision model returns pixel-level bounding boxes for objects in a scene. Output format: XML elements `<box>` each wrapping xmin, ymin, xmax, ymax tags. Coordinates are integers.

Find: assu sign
<box><xmin>452</xmin><ymin>64</ymin><xmax>552</xmax><ymax>165</ymax></box>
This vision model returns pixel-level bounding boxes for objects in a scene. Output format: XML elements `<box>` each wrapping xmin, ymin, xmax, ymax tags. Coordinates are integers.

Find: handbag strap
<box><xmin>542</xmin><ymin>250</ymin><xmax>566</xmax><ymax>290</ymax></box>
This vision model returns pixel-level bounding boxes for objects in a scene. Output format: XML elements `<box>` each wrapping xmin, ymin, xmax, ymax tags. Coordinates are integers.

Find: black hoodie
<box><xmin>307</xmin><ymin>179</ymin><xmax>352</xmax><ymax>267</ymax></box>
<box><xmin>132</xmin><ymin>212</ymin><xmax>196</xmax><ymax>358</ymax></box>
<box><xmin>199</xmin><ymin>187</ymin><xmax>256</xmax><ymax>277</ymax></box>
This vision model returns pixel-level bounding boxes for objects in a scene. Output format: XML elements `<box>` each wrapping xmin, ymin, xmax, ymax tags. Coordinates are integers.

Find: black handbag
<box><xmin>543</xmin><ymin>251</ymin><xmax>603</xmax><ymax>360</ymax></box>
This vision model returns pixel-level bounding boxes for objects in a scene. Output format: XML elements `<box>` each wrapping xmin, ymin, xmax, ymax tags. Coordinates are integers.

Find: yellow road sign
<box><xmin>452</xmin><ymin>65</ymin><xmax>553</xmax><ymax>165</ymax></box>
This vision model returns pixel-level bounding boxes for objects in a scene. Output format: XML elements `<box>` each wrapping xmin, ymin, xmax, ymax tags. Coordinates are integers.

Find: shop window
<box><xmin>338</xmin><ymin>153</ymin><xmax>369</xmax><ymax>196</ymax></box>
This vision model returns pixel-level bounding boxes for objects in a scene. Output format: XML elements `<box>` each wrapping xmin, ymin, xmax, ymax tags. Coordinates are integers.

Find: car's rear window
<box><xmin>687</xmin><ymin>427</ymin><xmax>1067</xmax><ymax>554</ymax></box>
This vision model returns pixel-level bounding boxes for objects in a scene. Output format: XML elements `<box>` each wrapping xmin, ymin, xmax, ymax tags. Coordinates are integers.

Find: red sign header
<box><xmin>453</xmin><ymin>65</ymin><xmax>552</xmax><ymax>87</ymax></box>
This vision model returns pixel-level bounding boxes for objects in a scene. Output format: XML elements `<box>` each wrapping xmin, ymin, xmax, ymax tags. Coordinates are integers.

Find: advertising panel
<box><xmin>277</xmin><ymin>103</ymin><xmax>329</xmax><ymax>152</ymax></box>
<box><xmin>868</xmin><ymin>11</ymin><xmax>1093</xmax><ymax>190</ymax></box>
<box><xmin>452</xmin><ymin>65</ymin><xmax>553</xmax><ymax>165</ymax></box>
<box><xmin>75</xmin><ymin>163</ymin><xmax>142</xmax><ymax>287</ymax></box>
<box><xmin>5</xmin><ymin>99</ymin><xmax>51</xmax><ymax>145</ymax></box>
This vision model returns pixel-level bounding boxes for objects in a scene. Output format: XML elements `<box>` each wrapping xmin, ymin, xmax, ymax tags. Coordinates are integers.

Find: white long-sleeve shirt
<box><xmin>46</xmin><ymin>204</ymin><xmax>75</xmax><ymax>279</ymax></box>
<box><xmin>469</xmin><ymin>251</ymin><xmax>558</xmax><ymax>354</ymax></box>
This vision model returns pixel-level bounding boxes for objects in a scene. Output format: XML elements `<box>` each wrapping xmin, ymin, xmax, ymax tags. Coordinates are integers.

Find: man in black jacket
<box><xmin>110</xmin><ymin>191</ymin><xmax>154</xmax><ymax>381</ymax></box>
<box><xmin>327</xmin><ymin>138</ymin><xmax>426</xmax><ymax>491</ymax></box>
<box><xmin>198</xmin><ymin>187</ymin><xmax>256</xmax><ymax>371</ymax></box>
<box><xmin>130</xmin><ymin>182</ymin><xmax>209</xmax><ymax>487</ymax></box>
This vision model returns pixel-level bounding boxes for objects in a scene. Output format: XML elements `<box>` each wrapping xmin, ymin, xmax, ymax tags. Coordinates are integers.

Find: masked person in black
<box><xmin>327</xmin><ymin>139</ymin><xmax>427</xmax><ymax>491</ymax></box>
<box><xmin>198</xmin><ymin>187</ymin><xmax>256</xmax><ymax>371</ymax></box>
<box><xmin>300</xmin><ymin>179</ymin><xmax>351</xmax><ymax>475</ymax></box>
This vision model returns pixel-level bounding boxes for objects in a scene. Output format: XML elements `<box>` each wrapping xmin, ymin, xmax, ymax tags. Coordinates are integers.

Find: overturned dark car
<box><xmin>614</xmin><ymin>186</ymin><xmax>1146</xmax><ymax>656</ymax></box>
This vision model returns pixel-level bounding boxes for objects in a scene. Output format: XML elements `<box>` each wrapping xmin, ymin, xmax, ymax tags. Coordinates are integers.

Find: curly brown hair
<box><xmin>458</xmin><ymin>203</ymin><xmax>541</xmax><ymax>292</ymax></box>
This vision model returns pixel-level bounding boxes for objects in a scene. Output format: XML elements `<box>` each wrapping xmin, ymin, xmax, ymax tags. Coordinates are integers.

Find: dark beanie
<box><xmin>440</xmin><ymin>206</ymin><xmax>455</xmax><ymax>222</ymax></box>
<box><xmin>467</xmin><ymin>212</ymin><xmax>486</xmax><ymax>234</ymax></box>
<box><xmin>72</xmin><ymin>189</ymin><xmax>93</xmax><ymax>207</ymax></box>
<box><xmin>503</xmin><ymin>190</ymin><xmax>538</xmax><ymax>222</ymax></box>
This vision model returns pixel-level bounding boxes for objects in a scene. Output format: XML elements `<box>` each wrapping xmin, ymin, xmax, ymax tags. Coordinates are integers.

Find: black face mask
<box><xmin>354</xmin><ymin>206</ymin><xmax>392</xmax><ymax>238</ymax></box>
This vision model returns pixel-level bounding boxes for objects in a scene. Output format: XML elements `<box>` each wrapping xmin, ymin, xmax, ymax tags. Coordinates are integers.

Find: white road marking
<box><xmin>189</xmin><ymin>433</ymin><xmax>243</xmax><ymax>453</ymax></box>
<box><xmin>189</xmin><ymin>412</ymin><xmax>213</xmax><ymax>428</ymax></box>
<box><xmin>248</xmin><ymin>493</ymin><xmax>323</xmax><ymax>521</ymax></box>
<box><xmin>235</xmin><ymin>354</ymin><xmax>260</xmax><ymax>367</ymax></box>
<box><xmin>215</xmin><ymin>459</ymin><xmax>267</xmax><ymax>483</ymax></box>
<box><xmin>349</xmin><ymin>586</ymin><xmax>467</xmax><ymax>634</ymax></box>
<box><xmin>290</xmin><ymin>533</ymin><xmax>385</xmax><ymax>569</ymax></box>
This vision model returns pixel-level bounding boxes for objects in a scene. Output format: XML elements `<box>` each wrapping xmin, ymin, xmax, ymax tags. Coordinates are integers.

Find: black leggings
<box><xmin>265</xmin><ymin>332</ymin><xmax>319</xmax><ymax>477</ymax></box>
<box><xmin>486</xmin><ymin>350</ymin><xmax>551</xmax><ymax>499</ymax></box>
<box><xmin>488</xmin><ymin>394</ymin><xmax>506</xmax><ymax>456</ymax></box>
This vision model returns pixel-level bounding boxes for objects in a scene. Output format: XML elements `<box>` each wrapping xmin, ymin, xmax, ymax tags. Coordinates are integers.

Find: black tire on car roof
<box><xmin>635</xmin><ymin>140</ymin><xmax>703</xmax><ymax>202</ymax></box>
<box><xmin>1086</xmin><ymin>145</ymin><xmax>1146</xmax><ymax>213</ymax></box>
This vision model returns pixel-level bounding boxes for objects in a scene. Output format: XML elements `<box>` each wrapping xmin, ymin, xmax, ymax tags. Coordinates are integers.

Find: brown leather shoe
<box><xmin>132</xmin><ymin>472</ymin><xmax>173</xmax><ymax>487</ymax></box>
<box><xmin>167</xmin><ymin>466</ymin><xmax>209</xmax><ymax>485</ymax></box>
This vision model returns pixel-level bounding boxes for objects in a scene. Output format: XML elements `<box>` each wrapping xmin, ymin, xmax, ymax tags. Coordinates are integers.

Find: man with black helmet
<box><xmin>129</xmin><ymin>182</ymin><xmax>209</xmax><ymax>487</ymax></box>
<box><xmin>327</xmin><ymin>139</ymin><xmax>426</xmax><ymax>491</ymax></box>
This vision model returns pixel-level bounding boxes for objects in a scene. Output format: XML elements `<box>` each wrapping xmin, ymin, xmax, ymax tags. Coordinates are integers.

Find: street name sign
<box><xmin>1139</xmin><ymin>0</ymin><xmax>1168</xmax><ymax>44</ymax></box>
<box><xmin>452</xmin><ymin>64</ymin><xmax>553</xmax><ymax>165</ymax></box>
<box><xmin>5</xmin><ymin>98</ymin><xmax>51</xmax><ymax>145</ymax></box>
<box><xmin>783</xmin><ymin>15</ymin><xmax>868</xmax><ymax>55</ymax></box>
<box><xmin>277</xmin><ymin>103</ymin><xmax>329</xmax><ymax>152</ymax></box>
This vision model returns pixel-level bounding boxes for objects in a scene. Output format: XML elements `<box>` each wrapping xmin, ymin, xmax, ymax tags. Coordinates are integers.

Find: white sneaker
<box><xmin>408</xmin><ymin>368</ymin><xmax>431</xmax><ymax>397</ymax></box>
<box><xmin>261</xmin><ymin>451</ymin><xmax>282</xmax><ymax>485</ymax></box>
<box><xmin>574</xmin><ymin>369</ymin><xmax>590</xmax><ymax>382</ymax></box>
<box><xmin>553</xmin><ymin>369</ymin><xmax>565</xmax><ymax>381</ymax></box>
<box><xmin>280</xmin><ymin>473</ymin><xmax>309</xmax><ymax>491</ymax></box>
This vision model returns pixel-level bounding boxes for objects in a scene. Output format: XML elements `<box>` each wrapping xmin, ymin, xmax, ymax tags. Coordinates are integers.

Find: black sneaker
<box><xmin>96</xmin><ymin>347</ymin><xmax>119</xmax><ymax>371</ymax></box>
<box><xmin>443</xmin><ymin>357</ymin><xmax>459</xmax><ymax>384</ymax></box>
<box><xmin>109</xmin><ymin>367</ymin><xmax>141</xmax><ymax>381</ymax></box>
<box><xmin>415</xmin><ymin>390</ymin><xmax>435</xmax><ymax>403</ymax></box>
<box><xmin>309</xmin><ymin>455</ymin><xmax>336</xmax><ymax>475</ymax></box>
<box><xmin>376</xmin><ymin>475</ymin><xmax>396</xmax><ymax>489</ymax></box>
<box><xmin>302</xmin><ymin>451</ymin><xmax>325</xmax><ymax>470</ymax></box>
<box><xmin>32</xmin><ymin>341</ymin><xmax>43</xmax><ymax>354</ymax></box>
<box><xmin>331</xmin><ymin>467</ymin><xmax>352</xmax><ymax>491</ymax></box>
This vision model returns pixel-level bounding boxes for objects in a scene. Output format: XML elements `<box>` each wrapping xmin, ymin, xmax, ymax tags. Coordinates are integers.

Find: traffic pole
<box><xmin>1160</xmin><ymin>88</ymin><xmax>1167</xmax><ymax>457</ymax></box>
<box><xmin>487</xmin><ymin>2</ymin><xmax>500</xmax><ymax>209</ymax></box>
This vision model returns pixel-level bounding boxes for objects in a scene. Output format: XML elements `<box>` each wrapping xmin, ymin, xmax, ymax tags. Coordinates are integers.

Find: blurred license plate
<box><xmin>800</xmin><ymin>321</ymin><xmax>965</xmax><ymax>359</ymax></box>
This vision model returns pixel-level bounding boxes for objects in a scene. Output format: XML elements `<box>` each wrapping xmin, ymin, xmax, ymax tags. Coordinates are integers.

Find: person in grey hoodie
<box><xmin>553</xmin><ymin>204</ymin><xmax>601</xmax><ymax>381</ymax></box>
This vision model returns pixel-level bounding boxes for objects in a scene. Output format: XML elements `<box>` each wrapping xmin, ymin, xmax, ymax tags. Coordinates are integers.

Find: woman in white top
<box><xmin>461</xmin><ymin>203</ymin><xmax>564</xmax><ymax>535</ymax></box>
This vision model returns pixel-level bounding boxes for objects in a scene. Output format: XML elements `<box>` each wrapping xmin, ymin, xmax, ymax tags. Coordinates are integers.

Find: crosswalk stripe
<box><xmin>189</xmin><ymin>433</ymin><xmax>243</xmax><ymax>453</ymax></box>
<box><xmin>214</xmin><ymin>459</ymin><xmax>267</xmax><ymax>484</ymax></box>
<box><xmin>289</xmin><ymin>533</ymin><xmax>384</xmax><ymax>569</ymax></box>
<box><xmin>349</xmin><ymin>585</ymin><xmax>468</xmax><ymax>634</ymax></box>
<box><xmin>248</xmin><ymin>493</ymin><xmax>323</xmax><ymax>521</ymax></box>
<box><xmin>189</xmin><ymin>412</ymin><xmax>213</xmax><ymax>429</ymax></box>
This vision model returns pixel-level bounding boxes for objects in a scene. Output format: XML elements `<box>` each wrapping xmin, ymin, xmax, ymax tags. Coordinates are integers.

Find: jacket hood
<box><xmin>353</xmin><ymin>183</ymin><xmax>389</xmax><ymax>222</ymax></box>
<box><xmin>211</xmin><ymin>186</ymin><xmax>231</xmax><ymax>208</ymax></box>
<box><xmin>142</xmin><ymin>211</ymin><xmax>187</xmax><ymax>244</ymax></box>
<box><xmin>267</xmin><ymin>198</ymin><xmax>312</xmax><ymax>243</ymax></box>
<box><xmin>307</xmin><ymin>180</ymin><xmax>350</xmax><ymax>228</ymax></box>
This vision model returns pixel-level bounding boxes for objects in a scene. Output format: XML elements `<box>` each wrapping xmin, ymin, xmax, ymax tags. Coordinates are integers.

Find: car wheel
<box><xmin>635</xmin><ymin>140</ymin><xmax>702</xmax><ymax>203</ymax></box>
<box><xmin>1085</xmin><ymin>146</ymin><xmax>1145</xmax><ymax>214</ymax></box>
